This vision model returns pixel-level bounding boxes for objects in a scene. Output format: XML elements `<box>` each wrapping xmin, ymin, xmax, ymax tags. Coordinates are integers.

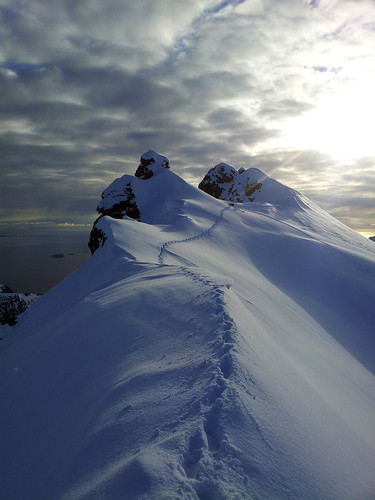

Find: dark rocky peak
<box><xmin>97</xmin><ymin>150</ymin><xmax>171</xmax><ymax>220</ymax></box>
<box><xmin>199</xmin><ymin>163</ymin><xmax>297</xmax><ymax>205</ymax></box>
<box><xmin>89</xmin><ymin>150</ymin><xmax>171</xmax><ymax>254</ymax></box>
<box><xmin>135</xmin><ymin>150</ymin><xmax>169</xmax><ymax>179</ymax></box>
<box><xmin>369</xmin><ymin>236</ymin><xmax>375</xmax><ymax>243</ymax></box>
<box><xmin>198</xmin><ymin>163</ymin><xmax>237</xmax><ymax>200</ymax></box>
<box><xmin>97</xmin><ymin>181</ymin><xmax>140</xmax><ymax>221</ymax></box>
<box><xmin>199</xmin><ymin>163</ymin><xmax>266</xmax><ymax>203</ymax></box>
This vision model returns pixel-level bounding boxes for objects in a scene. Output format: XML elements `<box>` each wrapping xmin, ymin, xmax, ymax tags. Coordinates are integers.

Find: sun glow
<box><xmin>283</xmin><ymin>81</ymin><xmax>375</xmax><ymax>161</ymax></box>
<box><xmin>268</xmin><ymin>150</ymin><xmax>306</xmax><ymax>178</ymax></box>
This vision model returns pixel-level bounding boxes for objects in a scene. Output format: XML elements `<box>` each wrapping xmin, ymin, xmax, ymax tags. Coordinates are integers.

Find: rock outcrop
<box><xmin>0</xmin><ymin>285</ymin><xmax>40</xmax><ymax>326</ymax></box>
<box><xmin>134</xmin><ymin>150</ymin><xmax>169</xmax><ymax>179</ymax></box>
<box><xmin>88</xmin><ymin>226</ymin><xmax>108</xmax><ymax>255</ymax></box>
<box><xmin>198</xmin><ymin>163</ymin><xmax>265</xmax><ymax>203</ymax></box>
<box><xmin>89</xmin><ymin>150</ymin><xmax>170</xmax><ymax>254</ymax></box>
<box><xmin>199</xmin><ymin>162</ymin><xmax>296</xmax><ymax>204</ymax></box>
<box><xmin>88</xmin><ymin>152</ymin><xmax>298</xmax><ymax>254</ymax></box>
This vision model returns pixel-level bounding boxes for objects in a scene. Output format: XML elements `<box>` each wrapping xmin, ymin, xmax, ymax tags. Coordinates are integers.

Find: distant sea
<box><xmin>0</xmin><ymin>223</ymin><xmax>92</xmax><ymax>294</ymax></box>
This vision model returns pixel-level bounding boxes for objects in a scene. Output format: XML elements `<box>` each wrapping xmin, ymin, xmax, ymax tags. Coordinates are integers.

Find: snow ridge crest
<box><xmin>88</xmin><ymin>150</ymin><xmax>296</xmax><ymax>255</ymax></box>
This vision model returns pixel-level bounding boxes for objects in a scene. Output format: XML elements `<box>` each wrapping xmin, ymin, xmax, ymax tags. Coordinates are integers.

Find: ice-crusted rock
<box><xmin>198</xmin><ymin>163</ymin><xmax>237</xmax><ymax>200</ymax></box>
<box><xmin>199</xmin><ymin>163</ymin><xmax>295</xmax><ymax>203</ymax></box>
<box><xmin>97</xmin><ymin>180</ymin><xmax>140</xmax><ymax>221</ymax></box>
<box><xmin>199</xmin><ymin>163</ymin><xmax>263</xmax><ymax>202</ymax></box>
<box><xmin>0</xmin><ymin>285</ymin><xmax>40</xmax><ymax>326</ymax></box>
<box><xmin>134</xmin><ymin>149</ymin><xmax>169</xmax><ymax>179</ymax></box>
<box><xmin>89</xmin><ymin>150</ymin><xmax>171</xmax><ymax>254</ymax></box>
<box><xmin>97</xmin><ymin>150</ymin><xmax>169</xmax><ymax>219</ymax></box>
<box><xmin>88</xmin><ymin>226</ymin><xmax>108</xmax><ymax>255</ymax></box>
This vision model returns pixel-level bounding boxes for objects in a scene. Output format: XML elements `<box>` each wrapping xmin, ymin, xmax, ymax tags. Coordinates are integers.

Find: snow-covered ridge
<box><xmin>1</xmin><ymin>151</ymin><xmax>375</xmax><ymax>499</ymax></box>
<box><xmin>89</xmin><ymin>151</ymin><xmax>297</xmax><ymax>254</ymax></box>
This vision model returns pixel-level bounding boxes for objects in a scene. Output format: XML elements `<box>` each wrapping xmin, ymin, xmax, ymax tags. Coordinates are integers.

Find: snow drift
<box><xmin>1</xmin><ymin>151</ymin><xmax>375</xmax><ymax>500</ymax></box>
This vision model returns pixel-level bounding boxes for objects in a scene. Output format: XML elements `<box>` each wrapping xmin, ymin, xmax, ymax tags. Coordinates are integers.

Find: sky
<box><xmin>1</xmin><ymin>0</ymin><xmax>375</xmax><ymax>237</ymax></box>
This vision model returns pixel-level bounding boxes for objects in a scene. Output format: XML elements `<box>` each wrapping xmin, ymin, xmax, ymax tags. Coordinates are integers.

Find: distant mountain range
<box><xmin>1</xmin><ymin>151</ymin><xmax>374</xmax><ymax>499</ymax></box>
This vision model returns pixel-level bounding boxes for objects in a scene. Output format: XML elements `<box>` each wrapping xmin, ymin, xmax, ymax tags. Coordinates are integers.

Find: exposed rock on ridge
<box><xmin>199</xmin><ymin>162</ymin><xmax>296</xmax><ymax>203</ymax></box>
<box><xmin>199</xmin><ymin>163</ymin><xmax>264</xmax><ymax>202</ymax></box>
<box><xmin>97</xmin><ymin>182</ymin><xmax>140</xmax><ymax>220</ymax></box>
<box><xmin>134</xmin><ymin>150</ymin><xmax>169</xmax><ymax>179</ymax></box>
<box><xmin>88</xmin><ymin>150</ymin><xmax>296</xmax><ymax>254</ymax></box>
<box><xmin>199</xmin><ymin>163</ymin><xmax>237</xmax><ymax>200</ymax></box>
<box><xmin>88</xmin><ymin>150</ymin><xmax>170</xmax><ymax>254</ymax></box>
<box><xmin>0</xmin><ymin>285</ymin><xmax>40</xmax><ymax>326</ymax></box>
<box><xmin>88</xmin><ymin>226</ymin><xmax>108</xmax><ymax>255</ymax></box>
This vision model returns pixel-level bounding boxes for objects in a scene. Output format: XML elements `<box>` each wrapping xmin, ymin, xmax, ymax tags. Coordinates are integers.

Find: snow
<box><xmin>0</xmin><ymin>323</ymin><xmax>13</xmax><ymax>340</ymax></box>
<box><xmin>1</xmin><ymin>155</ymin><xmax>375</xmax><ymax>499</ymax></box>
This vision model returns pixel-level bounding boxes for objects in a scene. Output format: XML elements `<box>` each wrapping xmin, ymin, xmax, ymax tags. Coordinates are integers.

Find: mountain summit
<box><xmin>198</xmin><ymin>162</ymin><xmax>295</xmax><ymax>203</ymax></box>
<box><xmin>89</xmin><ymin>150</ymin><xmax>192</xmax><ymax>254</ymax></box>
<box><xmin>1</xmin><ymin>151</ymin><xmax>375</xmax><ymax>499</ymax></box>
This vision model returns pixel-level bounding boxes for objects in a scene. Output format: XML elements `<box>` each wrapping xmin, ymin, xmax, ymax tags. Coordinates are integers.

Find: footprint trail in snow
<box><xmin>158</xmin><ymin>205</ymin><xmax>230</xmax><ymax>265</ymax></box>
<box><xmin>156</xmin><ymin>205</ymin><xmax>251</xmax><ymax>496</ymax></box>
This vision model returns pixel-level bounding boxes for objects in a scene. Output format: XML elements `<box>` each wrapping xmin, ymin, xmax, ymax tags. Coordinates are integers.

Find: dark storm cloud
<box><xmin>1</xmin><ymin>0</ymin><xmax>374</xmax><ymax>234</ymax></box>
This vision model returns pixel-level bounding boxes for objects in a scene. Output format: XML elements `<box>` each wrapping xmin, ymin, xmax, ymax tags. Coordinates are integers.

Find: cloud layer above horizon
<box><xmin>1</xmin><ymin>0</ymin><xmax>374</xmax><ymax>235</ymax></box>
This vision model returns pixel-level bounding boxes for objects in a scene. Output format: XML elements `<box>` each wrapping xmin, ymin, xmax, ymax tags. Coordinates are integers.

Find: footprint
<box><xmin>220</xmin><ymin>353</ymin><xmax>233</xmax><ymax>379</ymax></box>
<box><xmin>203</xmin><ymin>401</ymin><xmax>223</xmax><ymax>452</ymax></box>
<box><xmin>183</xmin><ymin>427</ymin><xmax>207</xmax><ymax>478</ymax></box>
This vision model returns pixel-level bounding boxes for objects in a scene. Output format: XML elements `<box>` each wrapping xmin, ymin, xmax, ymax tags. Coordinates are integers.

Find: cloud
<box><xmin>57</xmin><ymin>222</ymin><xmax>91</xmax><ymax>227</ymax></box>
<box><xmin>0</xmin><ymin>0</ymin><xmax>374</xmax><ymax>234</ymax></box>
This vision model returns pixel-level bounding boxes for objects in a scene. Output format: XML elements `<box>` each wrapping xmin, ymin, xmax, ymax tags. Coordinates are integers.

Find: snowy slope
<box><xmin>1</xmin><ymin>152</ymin><xmax>375</xmax><ymax>500</ymax></box>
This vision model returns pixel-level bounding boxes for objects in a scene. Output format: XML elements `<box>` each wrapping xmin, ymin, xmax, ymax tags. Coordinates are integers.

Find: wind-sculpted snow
<box><xmin>1</xmin><ymin>152</ymin><xmax>375</xmax><ymax>499</ymax></box>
